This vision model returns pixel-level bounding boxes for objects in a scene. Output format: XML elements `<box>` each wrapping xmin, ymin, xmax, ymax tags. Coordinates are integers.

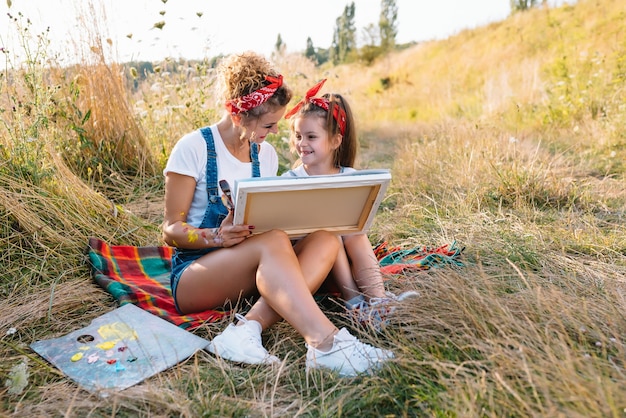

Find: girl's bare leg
<box><xmin>176</xmin><ymin>229</ymin><xmax>340</xmax><ymax>348</ymax></box>
<box><xmin>343</xmin><ymin>234</ymin><xmax>386</xmax><ymax>300</ymax></box>
<box><xmin>330</xmin><ymin>236</ymin><xmax>361</xmax><ymax>301</ymax></box>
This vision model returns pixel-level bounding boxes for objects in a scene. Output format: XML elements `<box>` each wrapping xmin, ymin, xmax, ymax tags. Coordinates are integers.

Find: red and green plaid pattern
<box><xmin>87</xmin><ymin>237</ymin><xmax>228</xmax><ymax>329</ymax></box>
<box><xmin>375</xmin><ymin>240</ymin><xmax>465</xmax><ymax>275</ymax></box>
<box><xmin>86</xmin><ymin>238</ymin><xmax>463</xmax><ymax>330</ymax></box>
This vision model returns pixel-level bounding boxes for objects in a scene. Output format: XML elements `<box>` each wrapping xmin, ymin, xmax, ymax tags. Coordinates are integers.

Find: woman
<box><xmin>162</xmin><ymin>52</ymin><xmax>392</xmax><ymax>377</ymax></box>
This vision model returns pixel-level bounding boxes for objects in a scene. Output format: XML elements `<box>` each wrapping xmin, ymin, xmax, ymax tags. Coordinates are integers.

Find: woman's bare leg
<box><xmin>176</xmin><ymin>229</ymin><xmax>340</xmax><ymax>348</ymax></box>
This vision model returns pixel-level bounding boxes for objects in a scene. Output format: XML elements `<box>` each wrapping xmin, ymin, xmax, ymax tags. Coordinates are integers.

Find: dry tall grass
<box><xmin>1</xmin><ymin>0</ymin><xmax>625</xmax><ymax>416</ymax></box>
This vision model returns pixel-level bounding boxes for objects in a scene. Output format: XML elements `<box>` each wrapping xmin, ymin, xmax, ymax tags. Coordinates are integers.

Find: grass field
<box><xmin>1</xmin><ymin>0</ymin><xmax>625</xmax><ymax>416</ymax></box>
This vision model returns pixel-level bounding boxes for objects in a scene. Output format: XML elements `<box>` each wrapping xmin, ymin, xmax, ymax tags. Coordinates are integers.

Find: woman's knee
<box><xmin>305</xmin><ymin>230</ymin><xmax>341</xmax><ymax>252</ymax></box>
<box><xmin>256</xmin><ymin>229</ymin><xmax>293</xmax><ymax>252</ymax></box>
<box><xmin>257</xmin><ymin>229</ymin><xmax>340</xmax><ymax>255</ymax></box>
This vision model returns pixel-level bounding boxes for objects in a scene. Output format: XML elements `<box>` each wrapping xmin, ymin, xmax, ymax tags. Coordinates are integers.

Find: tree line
<box><xmin>127</xmin><ymin>0</ymin><xmax>545</xmax><ymax>83</ymax></box>
<box><xmin>279</xmin><ymin>0</ymin><xmax>545</xmax><ymax>66</ymax></box>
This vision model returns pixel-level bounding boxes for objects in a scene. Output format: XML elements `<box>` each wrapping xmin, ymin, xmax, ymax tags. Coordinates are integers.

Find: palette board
<box><xmin>31</xmin><ymin>303</ymin><xmax>210</xmax><ymax>395</ymax></box>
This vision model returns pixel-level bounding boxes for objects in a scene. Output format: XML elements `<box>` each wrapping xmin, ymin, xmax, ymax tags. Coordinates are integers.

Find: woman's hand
<box><xmin>215</xmin><ymin>210</ymin><xmax>254</xmax><ymax>248</ymax></box>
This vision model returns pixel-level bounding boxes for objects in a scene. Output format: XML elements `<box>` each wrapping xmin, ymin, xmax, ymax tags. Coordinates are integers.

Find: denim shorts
<box><xmin>170</xmin><ymin>247</ymin><xmax>218</xmax><ymax>314</ymax></box>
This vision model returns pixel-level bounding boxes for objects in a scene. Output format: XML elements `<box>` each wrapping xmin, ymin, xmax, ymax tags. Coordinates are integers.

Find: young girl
<box><xmin>283</xmin><ymin>79</ymin><xmax>418</xmax><ymax>330</ymax></box>
<box><xmin>162</xmin><ymin>53</ymin><xmax>392</xmax><ymax>377</ymax></box>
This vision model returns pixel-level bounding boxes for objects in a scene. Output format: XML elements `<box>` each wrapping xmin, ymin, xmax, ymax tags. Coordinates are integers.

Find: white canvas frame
<box><xmin>233</xmin><ymin>170</ymin><xmax>391</xmax><ymax>238</ymax></box>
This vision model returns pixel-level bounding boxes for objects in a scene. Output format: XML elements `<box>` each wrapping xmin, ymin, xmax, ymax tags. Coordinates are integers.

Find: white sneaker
<box><xmin>206</xmin><ymin>314</ymin><xmax>280</xmax><ymax>365</ymax></box>
<box><xmin>305</xmin><ymin>328</ymin><xmax>394</xmax><ymax>377</ymax></box>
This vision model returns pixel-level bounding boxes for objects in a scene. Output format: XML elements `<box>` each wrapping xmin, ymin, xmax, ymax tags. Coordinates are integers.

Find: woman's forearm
<box><xmin>162</xmin><ymin>221</ymin><xmax>222</xmax><ymax>249</ymax></box>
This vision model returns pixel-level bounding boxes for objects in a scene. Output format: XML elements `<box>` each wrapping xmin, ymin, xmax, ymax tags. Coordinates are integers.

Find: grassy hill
<box><xmin>1</xmin><ymin>0</ymin><xmax>625</xmax><ymax>415</ymax></box>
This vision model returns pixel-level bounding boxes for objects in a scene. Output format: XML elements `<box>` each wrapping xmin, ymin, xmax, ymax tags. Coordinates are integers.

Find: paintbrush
<box><xmin>219</xmin><ymin>179</ymin><xmax>235</xmax><ymax>211</ymax></box>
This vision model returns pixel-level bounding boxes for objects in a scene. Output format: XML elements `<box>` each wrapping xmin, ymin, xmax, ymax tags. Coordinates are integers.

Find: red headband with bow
<box><xmin>225</xmin><ymin>74</ymin><xmax>283</xmax><ymax>115</ymax></box>
<box><xmin>284</xmin><ymin>78</ymin><xmax>346</xmax><ymax>136</ymax></box>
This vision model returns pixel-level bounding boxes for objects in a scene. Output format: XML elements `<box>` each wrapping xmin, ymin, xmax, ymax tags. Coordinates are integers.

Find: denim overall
<box><xmin>170</xmin><ymin>126</ymin><xmax>260</xmax><ymax>312</ymax></box>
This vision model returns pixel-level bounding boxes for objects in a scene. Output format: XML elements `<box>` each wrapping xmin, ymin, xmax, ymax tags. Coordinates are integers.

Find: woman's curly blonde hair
<box><xmin>216</xmin><ymin>51</ymin><xmax>292</xmax><ymax>118</ymax></box>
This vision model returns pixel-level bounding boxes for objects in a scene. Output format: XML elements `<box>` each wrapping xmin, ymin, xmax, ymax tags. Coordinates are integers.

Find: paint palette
<box><xmin>30</xmin><ymin>303</ymin><xmax>210</xmax><ymax>395</ymax></box>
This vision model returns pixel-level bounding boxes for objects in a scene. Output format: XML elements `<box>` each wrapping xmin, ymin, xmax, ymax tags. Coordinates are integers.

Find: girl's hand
<box><xmin>215</xmin><ymin>210</ymin><xmax>254</xmax><ymax>247</ymax></box>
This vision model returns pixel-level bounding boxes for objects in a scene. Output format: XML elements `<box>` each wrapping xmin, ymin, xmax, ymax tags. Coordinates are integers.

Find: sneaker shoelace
<box><xmin>234</xmin><ymin>313</ymin><xmax>263</xmax><ymax>346</ymax></box>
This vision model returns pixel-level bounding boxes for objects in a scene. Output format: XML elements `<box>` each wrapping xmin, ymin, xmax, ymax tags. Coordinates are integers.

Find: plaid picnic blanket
<box><xmin>86</xmin><ymin>237</ymin><xmax>463</xmax><ymax>329</ymax></box>
<box><xmin>375</xmin><ymin>241</ymin><xmax>465</xmax><ymax>275</ymax></box>
<box><xmin>86</xmin><ymin>237</ymin><xmax>227</xmax><ymax>329</ymax></box>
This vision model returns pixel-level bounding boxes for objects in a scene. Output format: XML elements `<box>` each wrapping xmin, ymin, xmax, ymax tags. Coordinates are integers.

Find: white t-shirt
<box><xmin>282</xmin><ymin>165</ymin><xmax>356</xmax><ymax>177</ymax></box>
<box><xmin>163</xmin><ymin>124</ymin><xmax>279</xmax><ymax>227</ymax></box>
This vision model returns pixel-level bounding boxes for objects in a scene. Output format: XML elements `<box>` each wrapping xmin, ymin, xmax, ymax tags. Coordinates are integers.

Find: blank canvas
<box><xmin>233</xmin><ymin>169</ymin><xmax>391</xmax><ymax>238</ymax></box>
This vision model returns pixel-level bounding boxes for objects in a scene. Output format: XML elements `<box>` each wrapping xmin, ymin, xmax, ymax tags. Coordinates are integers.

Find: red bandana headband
<box><xmin>225</xmin><ymin>74</ymin><xmax>283</xmax><ymax>115</ymax></box>
<box><xmin>284</xmin><ymin>78</ymin><xmax>346</xmax><ymax>136</ymax></box>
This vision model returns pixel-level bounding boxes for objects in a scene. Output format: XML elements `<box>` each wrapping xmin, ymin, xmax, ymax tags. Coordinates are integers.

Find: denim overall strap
<box><xmin>198</xmin><ymin>127</ymin><xmax>226</xmax><ymax>230</ymax></box>
<box><xmin>201</xmin><ymin>127</ymin><xmax>219</xmax><ymax>200</ymax></box>
<box><xmin>251</xmin><ymin>142</ymin><xmax>260</xmax><ymax>177</ymax></box>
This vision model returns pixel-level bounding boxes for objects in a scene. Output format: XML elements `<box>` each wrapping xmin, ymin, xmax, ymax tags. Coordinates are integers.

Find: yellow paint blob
<box><xmin>97</xmin><ymin>322</ymin><xmax>138</xmax><ymax>341</ymax></box>
<box><xmin>71</xmin><ymin>352</ymin><xmax>84</xmax><ymax>362</ymax></box>
<box><xmin>96</xmin><ymin>340</ymin><xmax>117</xmax><ymax>350</ymax></box>
<box><xmin>95</xmin><ymin>322</ymin><xmax>138</xmax><ymax>350</ymax></box>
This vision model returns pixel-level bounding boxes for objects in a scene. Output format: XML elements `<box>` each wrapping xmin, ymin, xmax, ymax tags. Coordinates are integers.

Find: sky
<box><xmin>1</xmin><ymin>0</ymin><xmax>570</xmax><ymax>64</ymax></box>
